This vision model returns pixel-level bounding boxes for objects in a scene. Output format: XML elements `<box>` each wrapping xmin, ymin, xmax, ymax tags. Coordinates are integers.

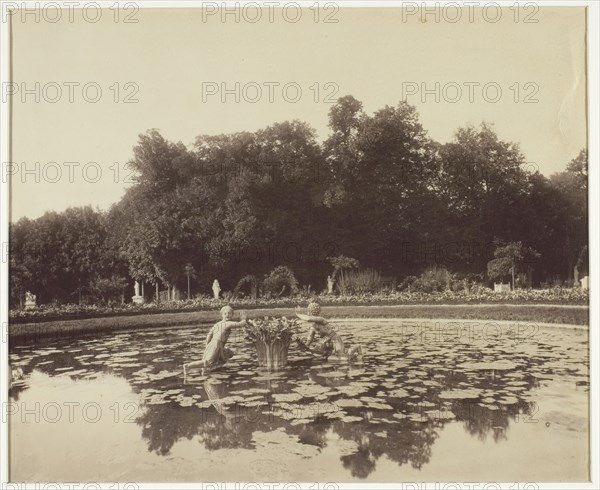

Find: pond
<box><xmin>9</xmin><ymin>319</ymin><xmax>589</xmax><ymax>482</ymax></box>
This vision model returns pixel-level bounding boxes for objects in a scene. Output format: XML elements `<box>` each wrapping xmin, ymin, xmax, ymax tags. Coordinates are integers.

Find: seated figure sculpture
<box><xmin>295</xmin><ymin>302</ymin><xmax>363</xmax><ymax>362</ymax></box>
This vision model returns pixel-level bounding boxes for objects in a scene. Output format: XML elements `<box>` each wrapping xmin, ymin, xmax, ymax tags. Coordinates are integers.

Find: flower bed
<box><xmin>244</xmin><ymin>316</ymin><xmax>297</xmax><ymax>369</ymax></box>
<box><xmin>9</xmin><ymin>287</ymin><xmax>589</xmax><ymax>323</ymax></box>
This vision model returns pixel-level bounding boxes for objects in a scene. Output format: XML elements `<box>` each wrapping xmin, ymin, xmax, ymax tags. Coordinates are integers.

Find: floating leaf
<box><xmin>438</xmin><ymin>389</ymin><xmax>482</xmax><ymax>400</ymax></box>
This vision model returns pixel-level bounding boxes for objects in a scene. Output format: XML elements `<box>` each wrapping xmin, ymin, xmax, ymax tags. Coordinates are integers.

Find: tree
<box><xmin>9</xmin><ymin>207</ymin><xmax>112</xmax><ymax>305</ymax></box>
<box><xmin>549</xmin><ymin>149</ymin><xmax>588</xmax><ymax>283</ymax></box>
<box><xmin>119</xmin><ymin>130</ymin><xmax>219</xmax><ymax>295</ymax></box>
<box><xmin>262</xmin><ymin>266</ymin><xmax>299</xmax><ymax>297</ymax></box>
<box><xmin>59</xmin><ymin>206</ymin><xmax>108</xmax><ymax>303</ymax></box>
<box><xmin>89</xmin><ymin>275</ymin><xmax>128</xmax><ymax>305</ymax></box>
<box><xmin>436</xmin><ymin>123</ymin><xmax>531</xmax><ymax>273</ymax></box>
<box><xmin>487</xmin><ymin>241</ymin><xmax>540</xmax><ymax>290</ymax></box>
<box><xmin>8</xmin><ymin>103</ymin><xmax>589</xmax><ymax>305</ymax></box>
<box><xmin>322</xmin><ymin>97</ymin><xmax>439</xmax><ymax>275</ymax></box>
<box><xmin>184</xmin><ymin>263</ymin><xmax>197</xmax><ymax>300</ymax></box>
<box><xmin>326</xmin><ymin>255</ymin><xmax>360</xmax><ymax>291</ymax></box>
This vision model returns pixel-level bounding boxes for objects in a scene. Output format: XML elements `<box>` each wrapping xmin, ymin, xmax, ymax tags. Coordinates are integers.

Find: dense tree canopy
<box><xmin>9</xmin><ymin>97</ymin><xmax>588</xmax><ymax>305</ymax></box>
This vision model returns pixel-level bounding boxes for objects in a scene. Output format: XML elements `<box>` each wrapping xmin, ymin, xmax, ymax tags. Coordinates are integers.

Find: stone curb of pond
<box><xmin>323</xmin><ymin>303</ymin><xmax>588</xmax><ymax>309</ymax></box>
<box><xmin>8</xmin><ymin>305</ymin><xmax>588</xmax><ymax>343</ymax></box>
<box><xmin>329</xmin><ymin>317</ymin><xmax>588</xmax><ymax>330</ymax></box>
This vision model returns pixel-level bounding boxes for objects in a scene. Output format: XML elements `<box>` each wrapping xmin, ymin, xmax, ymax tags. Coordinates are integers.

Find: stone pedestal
<box><xmin>580</xmin><ymin>276</ymin><xmax>589</xmax><ymax>290</ymax></box>
<box><xmin>253</xmin><ymin>339</ymin><xmax>291</xmax><ymax>370</ymax></box>
<box><xmin>494</xmin><ymin>283</ymin><xmax>511</xmax><ymax>292</ymax></box>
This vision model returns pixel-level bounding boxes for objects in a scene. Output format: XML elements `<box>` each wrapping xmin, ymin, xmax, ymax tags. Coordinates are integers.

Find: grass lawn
<box><xmin>9</xmin><ymin>304</ymin><xmax>588</xmax><ymax>342</ymax></box>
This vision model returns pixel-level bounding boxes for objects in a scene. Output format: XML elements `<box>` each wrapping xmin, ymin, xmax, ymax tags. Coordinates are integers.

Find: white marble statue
<box><xmin>24</xmin><ymin>291</ymin><xmax>36</xmax><ymax>309</ymax></box>
<box><xmin>327</xmin><ymin>275</ymin><xmax>335</xmax><ymax>294</ymax></box>
<box><xmin>212</xmin><ymin>279</ymin><xmax>221</xmax><ymax>299</ymax></box>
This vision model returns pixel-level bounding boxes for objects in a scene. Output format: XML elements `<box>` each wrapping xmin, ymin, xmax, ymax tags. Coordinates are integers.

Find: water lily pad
<box><xmin>342</xmin><ymin>415</ymin><xmax>364</xmax><ymax>423</ymax></box>
<box><xmin>479</xmin><ymin>403</ymin><xmax>500</xmax><ymax>410</ymax></box>
<box><xmin>272</xmin><ymin>393</ymin><xmax>303</xmax><ymax>403</ymax></box>
<box><xmin>498</xmin><ymin>396</ymin><xmax>519</xmax><ymax>405</ymax></box>
<box><xmin>114</xmin><ymin>351</ymin><xmax>140</xmax><ymax>357</ymax></box>
<box><xmin>346</xmin><ymin>369</ymin><xmax>366</xmax><ymax>377</ymax></box>
<box><xmin>293</xmin><ymin>385</ymin><xmax>332</xmax><ymax>397</ymax></box>
<box><xmin>360</xmin><ymin>396</ymin><xmax>380</xmax><ymax>403</ymax></box>
<box><xmin>177</xmin><ymin>397</ymin><xmax>195</xmax><ymax>407</ymax></box>
<box><xmin>334</xmin><ymin>398</ymin><xmax>363</xmax><ymax>408</ymax></box>
<box><xmin>438</xmin><ymin>389</ymin><xmax>481</xmax><ymax>400</ymax></box>
<box><xmin>318</xmin><ymin>371</ymin><xmax>347</xmax><ymax>378</ymax></box>
<box><xmin>425</xmin><ymin>409</ymin><xmax>456</xmax><ymax>420</ymax></box>
<box><xmin>388</xmin><ymin>388</ymin><xmax>410</xmax><ymax>398</ymax></box>
<box><xmin>147</xmin><ymin>397</ymin><xmax>169</xmax><ymax>405</ymax></box>
<box><xmin>165</xmin><ymin>389</ymin><xmax>184</xmax><ymax>395</ymax></box>
<box><xmin>366</xmin><ymin>402</ymin><xmax>393</xmax><ymax>410</ymax></box>
<box><xmin>458</xmin><ymin>360</ymin><xmax>518</xmax><ymax>371</ymax></box>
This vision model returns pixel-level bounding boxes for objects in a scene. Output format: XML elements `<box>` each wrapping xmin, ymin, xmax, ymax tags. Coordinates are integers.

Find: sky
<box><xmin>8</xmin><ymin>5</ymin><xmax>587</xmax><ymax>221</ymax></box>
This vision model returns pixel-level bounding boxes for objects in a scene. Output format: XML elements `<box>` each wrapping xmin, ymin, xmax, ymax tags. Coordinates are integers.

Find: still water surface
<box><xmin>9</xmin><ymin>320</ymin><xmax>589</xmax><ymax>482</ymax></box>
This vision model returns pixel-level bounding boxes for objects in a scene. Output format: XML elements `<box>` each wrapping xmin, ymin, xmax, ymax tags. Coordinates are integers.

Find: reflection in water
<box><xmin>9</xmin><ymin>321</ymin><xmax>589</xmax><ymax>481</ymax></box>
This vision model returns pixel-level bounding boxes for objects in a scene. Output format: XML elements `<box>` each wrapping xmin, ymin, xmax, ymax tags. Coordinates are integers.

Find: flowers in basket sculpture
<box><xmin>244</xmin><ymin>316</ymin><xmax>298</xmax><ymax>369</ymax></box>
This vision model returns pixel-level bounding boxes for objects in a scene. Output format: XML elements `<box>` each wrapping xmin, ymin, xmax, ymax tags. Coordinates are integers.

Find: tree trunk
<box><xmin>511</xmin><ymin>259</ymin><xmax>515</xmax><ymax>291</ymax></box>
<box><xmin>187</xmin><ymin>275</ymin><xmax>191</xmax><ymax>300</ymax></box>
<box><xmin>141</xmin><ymin>281</ymin><xmax>145</xmax><ymax>299</ymax></box>
<box><xmin>155</xmin><ymin>282</ymin><xmax>159</xmax><ymax>303</ymax></box>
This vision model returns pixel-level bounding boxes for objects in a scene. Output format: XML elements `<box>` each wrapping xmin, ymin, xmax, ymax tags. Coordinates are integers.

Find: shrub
<box><xmin>297</xmin><ymin>284</ymin><xmax>314</xmax><ymax>299</ymax></box>
<box><xmin>337</xmin><ymin>268</ymin><xmax>383</xmax><ymax>294</ymax></box>
<box><xmin>88</xmin><ymin>275</ymin><xmax>128</xmax><ymax>305</ymax></box>
<box><xmin>262</xmin><ymin>266</ymin><xmax>299</xmax><ymax>297</ymax></box>
<box><xmin>233</xmin><ymin>275</ymin><xmax>259</xmax><ymax>299</ymax></box>
<box><xmin>8</xmin><ymin>286</ymin><xmax>589</xmax><ymax>322</ymax></box>
<box><xmin>400</xmin><ymin>266</ymin><xmax>456</xmax><ymax>293</ymax></box>
<box><xmin>327</xmin><ymin>255</ymin><xmax>360</xmax><ymax>278</ymax></box>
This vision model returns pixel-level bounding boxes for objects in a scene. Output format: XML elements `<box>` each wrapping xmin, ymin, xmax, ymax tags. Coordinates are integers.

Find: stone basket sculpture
<box><xmin>244</xmin><ymin>316</ymin><xmax>297</xmax><ymax>370</ymax></box>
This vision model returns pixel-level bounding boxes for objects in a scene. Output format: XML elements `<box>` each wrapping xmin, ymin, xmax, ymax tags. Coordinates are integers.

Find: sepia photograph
<box><xmin>1</xmin><ymin>1</ymin><xmax>598</xmax><ymax>488</ymax></box>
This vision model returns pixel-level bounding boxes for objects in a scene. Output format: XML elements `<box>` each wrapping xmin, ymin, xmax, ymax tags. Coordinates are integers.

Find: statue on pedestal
<box><xmin>132</xmin><ymin>280</ymin><xmax>145</xmax><ymax>304</ymax></box>
<box><xmin>24</xmin><ymin>291</ymin><xmax>36</xmax><ymax>310</ymax></box>
<box><xmin>327</xmin><ymin>275</ymin><xmax>335</xmax><ymax>294</ymax></box>
<box><xmin>212</xmin><ymin>279</ymin><xmax>221</xmax><ymax>299</ymax></box>
<box><xmin>580</xmin><ymin>276</ymin><xmax>589</xmax><ymax>290</ymax></box>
